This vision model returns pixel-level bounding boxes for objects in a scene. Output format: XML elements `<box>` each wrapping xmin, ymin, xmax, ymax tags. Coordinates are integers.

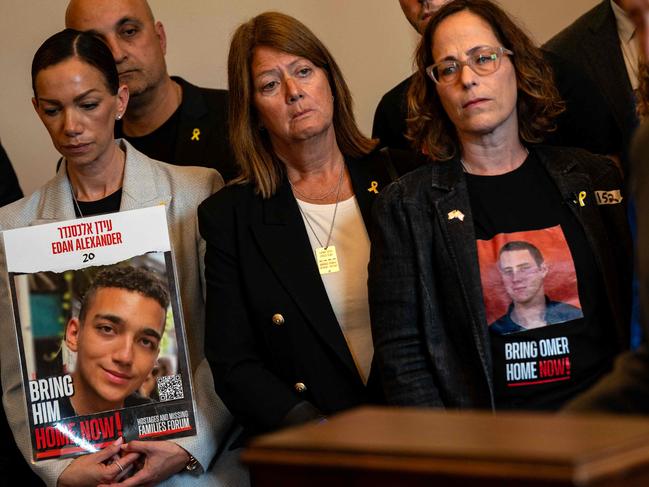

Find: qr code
<box><xmin>157</xmin><ymin>374</ymin><xmax>184</xmax><ymax>401</ymax></box>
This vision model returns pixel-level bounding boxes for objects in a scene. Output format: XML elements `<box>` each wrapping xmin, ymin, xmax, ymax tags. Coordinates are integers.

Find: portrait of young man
<box><xmin>490</xmin><ymin>241</ymin><xmax>583</xmax><ymax>335</ymax></box>
<box><xmin>62</xmin><ymin>266</ymin><xmax>169</xmax><ymax>417</ymax></box>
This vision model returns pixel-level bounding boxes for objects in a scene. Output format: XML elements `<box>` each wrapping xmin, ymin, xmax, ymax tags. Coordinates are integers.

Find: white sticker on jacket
<box><xmin>594</xmin><ymin>190</ymin><xmax>623</xmax><ymax>205</ymax></box>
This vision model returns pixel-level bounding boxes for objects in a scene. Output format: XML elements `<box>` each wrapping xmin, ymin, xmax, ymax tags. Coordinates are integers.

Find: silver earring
<box><xmin>116</xmin><ymin>113</ymin><xmax>122</xmax><ymax>120</ymax></box>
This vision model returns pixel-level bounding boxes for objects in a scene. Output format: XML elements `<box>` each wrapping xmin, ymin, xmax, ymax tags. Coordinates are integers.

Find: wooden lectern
<box><xmin>243</xmin><ymin>406</ymin><xmax>649</xmax><ymax>486</ymax></box>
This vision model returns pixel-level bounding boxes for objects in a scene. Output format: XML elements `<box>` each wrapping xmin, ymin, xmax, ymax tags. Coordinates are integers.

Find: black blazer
<box><xmin>544</xmin><ymin>0</ymin><xmax>638</xmax><ymax>174</ymax></box>
<box><xmin>198</xmin><ymin>149</ymin><xmax>418</xmax><ymax>439</ymax></box>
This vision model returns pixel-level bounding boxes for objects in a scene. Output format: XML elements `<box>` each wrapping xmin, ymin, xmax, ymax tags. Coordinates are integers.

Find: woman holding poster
<box><xmin>0</xmin><ymin>29</ymin><xmax>240</xmax><ymax>487</ymax></box>
<box><xmin>368</xmin><ymin>0</ymin><xmax>633</xmax><ymax>413</ymax></box>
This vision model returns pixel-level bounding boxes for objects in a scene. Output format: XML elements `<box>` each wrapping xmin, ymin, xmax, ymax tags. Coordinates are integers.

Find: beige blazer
<box><xmin>0</xmin><ymin>140</ymin><xmax>242</xmax><ymax>486</ymax></box>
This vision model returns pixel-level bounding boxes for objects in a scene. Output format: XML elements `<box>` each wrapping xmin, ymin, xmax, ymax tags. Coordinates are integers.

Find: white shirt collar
<box><xmin>611</xmin><ymin>0</ymin><xmax>635</xmax><ymax>43</ymax></box>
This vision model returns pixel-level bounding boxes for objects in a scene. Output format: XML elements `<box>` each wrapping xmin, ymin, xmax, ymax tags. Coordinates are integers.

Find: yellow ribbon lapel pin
<box><xmin>447</xmin><ymin>209</ymin><xmax>465</xmax><ymax>222</ymax></box>
<box><xmin>578</xmin><ymin>191</ymin><xmax>587</xmax><ymax>207</ymax></box>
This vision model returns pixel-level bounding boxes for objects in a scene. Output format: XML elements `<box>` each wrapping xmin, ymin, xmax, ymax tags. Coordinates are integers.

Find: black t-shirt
<box><xmin>466</xmin><ymin>149</ymin><xmax>617</xmax><ymax>410</ymax></box>
<box><xmin>115</xmin><ymin>107</ymin><xmax>180</xmax><ymax>164</ymax></box>
<box><xmin>73</xmin><ymin>188</ymin><xmax>122</xmax><ymax>218</ymax></box>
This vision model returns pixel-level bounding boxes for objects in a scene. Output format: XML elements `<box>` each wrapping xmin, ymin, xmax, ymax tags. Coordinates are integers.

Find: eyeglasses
<box><xmin>426</xmin><ymin>46</ymin><xmax>514</xmax><ymax>85</ymax></box>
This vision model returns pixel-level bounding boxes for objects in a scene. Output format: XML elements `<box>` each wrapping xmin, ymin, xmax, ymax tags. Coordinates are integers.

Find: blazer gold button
<box><xmin>294</xmin><ymin>382</ymin><xmax>307</xmax><ymax>393</ymax></box>
<box><xmin>272</xmin><ymin>313</ymin><xmax>284</xmax><ymax>326</ymax></box>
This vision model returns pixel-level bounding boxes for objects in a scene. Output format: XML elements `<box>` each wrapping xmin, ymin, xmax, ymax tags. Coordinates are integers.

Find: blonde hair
<box><xmin>227</xmin><ymin>11</ymin><xmax>376</xmax><ymax>198</ymax></box>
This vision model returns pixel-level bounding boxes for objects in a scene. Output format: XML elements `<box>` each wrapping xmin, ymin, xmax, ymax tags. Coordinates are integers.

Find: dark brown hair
<box><xmin>498</xmin><ymin>241</ymin><xmax>544</xmax><ymax>267</ymax></box>
<box><xmin>407</xmin><ymin>0</ymin><xmax>565</xmax><ymax>160</ymax></box>
<box><xmin>227</xmin><ymin>11</ymin><xmax>376</xmax><ymax>198</ymax></box>
<box><xmin>32</xmin><ymin>29</ymin><xmax>118</xmax><ymax>97</ymax></box>
<box><xmin>79</xmin><ymin>266</ymin><xmax>169</xmax><ymax>322</ymax></box>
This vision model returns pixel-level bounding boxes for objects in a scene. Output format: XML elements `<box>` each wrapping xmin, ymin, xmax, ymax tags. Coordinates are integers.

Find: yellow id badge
<box><xmin>315</xmin><ymin>246</ymin><xmax>340</xmax><ymax>274</ymax></box>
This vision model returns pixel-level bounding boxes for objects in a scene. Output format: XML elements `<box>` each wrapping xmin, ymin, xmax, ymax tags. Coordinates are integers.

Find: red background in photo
<box><xmin>476</xmin><ymin>225</ymin><xmax>581</xmax><ymax>325</ymax></box>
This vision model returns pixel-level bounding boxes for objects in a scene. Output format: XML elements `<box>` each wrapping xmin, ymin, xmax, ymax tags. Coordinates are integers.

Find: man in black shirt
<box><xmin>372</xmin><ymin>0</ymin><xmax>449</xmax><ymax>150</ymax></box>
<box><xmin>65</xmin><ymin>0</ymin><xmax>237</xmax><ymax>181</ymax></box>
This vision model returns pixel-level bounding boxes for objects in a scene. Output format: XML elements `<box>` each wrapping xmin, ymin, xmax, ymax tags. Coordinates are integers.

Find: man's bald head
<box><xmin>66</xmin><ymin>0</ymin><xmax>155</xmax><ymax>28</ymax></box>
<box><xmin>64</xmin><ymin>0</ymin><xmax>168</xmax><ymax>104</ymax></box>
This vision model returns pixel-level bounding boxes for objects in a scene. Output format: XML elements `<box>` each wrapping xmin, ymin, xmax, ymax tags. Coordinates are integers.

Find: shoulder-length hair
<box><xmin>228</xmin><ymin>11</ymin><xmax>376</xmax><ymax>198</ymax></box>
<box><xmin>407</xmin><ymin>0</ymin><xmax>565</xmax><ymax>160</ymax></box>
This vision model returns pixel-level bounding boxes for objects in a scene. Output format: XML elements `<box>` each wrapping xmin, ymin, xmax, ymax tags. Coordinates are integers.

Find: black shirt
<box><xmin>73</xmin><ymin>189</ymin><xmax>122</xmax><ymax>218</ymax></box>
<box><xmin>115</xmin><ymin>109</ymin><xmax>180</xmax><ymax>165</ymax></box>
<box><xmin>466</xmin><ymin>149</ymin><xmax>617</xmax><ymax>410</ymax></box>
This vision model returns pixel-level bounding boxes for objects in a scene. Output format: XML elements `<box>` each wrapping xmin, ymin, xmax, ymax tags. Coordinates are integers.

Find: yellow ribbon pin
<box><xmin>368</xmin><ymin>181</ymin><xmax>379</xmax><ymax>194</ymax></box>
<box><xmin>448</xmin><ymin>209</ymin><xmax>465</xmax><ymax>222</ymax></box>
<box><xmin>578</xmin><ymin>191</ymin><xmax>586</xmax><ymax>207</ymax></box>
<box><xmin>191</xmin><ymin>128</ymin><xmax>201</xmax><ymax>141</ymax></box>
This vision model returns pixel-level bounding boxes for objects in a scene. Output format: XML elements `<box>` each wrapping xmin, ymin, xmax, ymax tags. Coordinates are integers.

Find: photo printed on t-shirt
<box><xmin>476</xmin><ymin>225</ymin><xmax>583</xmax><ymax>336</ymax></box>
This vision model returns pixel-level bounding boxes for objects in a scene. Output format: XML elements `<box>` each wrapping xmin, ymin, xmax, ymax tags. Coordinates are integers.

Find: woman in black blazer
<box><xmin>198</xmin><ymin>12</ymin><xmax>413</xmax><ymax>439</ymax></box>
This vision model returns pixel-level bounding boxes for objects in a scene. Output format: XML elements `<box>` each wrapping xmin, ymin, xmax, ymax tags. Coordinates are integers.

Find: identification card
<box><xmin>315</xmin><ymin>246</ymin><xmax>340</xmax><ymax>274</ymax></box>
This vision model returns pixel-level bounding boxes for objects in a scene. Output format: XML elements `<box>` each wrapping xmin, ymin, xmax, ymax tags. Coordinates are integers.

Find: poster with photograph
<box><xmin>2</xmin><ymin>206</ymin><xmax>197</xmax><ymax>461</ymax></box>
<box><xmin>476</xmin><ymin>225</ymin><xmax>584</xmax><ymax>335</ymax></box>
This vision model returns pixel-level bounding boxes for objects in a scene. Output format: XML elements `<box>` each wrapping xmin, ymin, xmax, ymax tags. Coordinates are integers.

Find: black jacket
<box><xmin>116</xmin><ymin>76</ymin><xmax>238</xmax><ymax>181</ymax></box>
<box><xmin>198</xmin><ymin>148</ymin><xmax>418</xmax><ymax>440</ymax></box>
<box><xmin>369</xmin><ymin>145</ymin><xmax>632</xmax><ymax>409</ymax></box>
<box><xmin>544</xmin><ymin>0</ymin><xmax>638</xmax><ymax>174</ymax></box>
<box><xmin>566</xmin><ymin>121</ymin><xmax>649</xmax><ymax>413</ymax></box>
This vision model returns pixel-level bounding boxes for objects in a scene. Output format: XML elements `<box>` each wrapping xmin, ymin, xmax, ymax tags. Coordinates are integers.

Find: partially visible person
<box><xmin>565</xmin><ymin>0</ymin><xmax>649</xmax><ymax>413</ymax></box>
<box><xmin>544</xmin><ymin>0</ymin><xmax>639</xmax><ymax>176</ymax></box>
<box><xmin>65</xmin><ymin>0</ymin><xmax>238</xmax><ymax>181</ymax></box>
<box><xmin>157</xmin><ymin>356</ymin><xmax>173</xmax><ymax>377</ymax></box>
<box><xmin>0</xmin><ymin>138</ymin><xmax>27</xmax><ymax>484</ymax></box>
<box><xmin>635</xmin><ymin>0</ymin><xmax>649</xmax><ymax>119</ymax></box>
<box><xmin>0</xmin><ymin>141</ymin><xmax>23</xmax><ymax>207</ymax></box>
<box><xmin>369</xmin><ymin>0</ymin><xmax>632</xmax><ymax>412</ymax></box>
<box><xmin>61</xmin><ymin>266</ymin><xmax>168</xmax><ymax>417</ymax></box>
<box><xmin>372</xmin><ymin>0</ymin><xmax>451</xmax><ymax>150</ymax></box>
<box><xmin>0</xmin><ymin>29</ymin><xmax>244</xmax><ymax>486</ymax></box>
<box><xmin>490</xmin><ymin>241</ymin><xmax>583</xmax><ymax>335</ymax></box>
<box><xmin>373</xmin><ymin>0</ymin><xmax>619</xmax><ymax>158</ymax></box>
<box><xmin>546</xmin><ymin>0</ymin><xmax>645</xmax><ymax>350</ymax></box>
<box><xmin>199</xmin><ymin>11</ymin><xmax>418</xmax><ymax>442</ymax></box>
<box><xmin>139</xmin><ymin>363</ymin><xmax>161</xmax><ymax>400</ymax></box>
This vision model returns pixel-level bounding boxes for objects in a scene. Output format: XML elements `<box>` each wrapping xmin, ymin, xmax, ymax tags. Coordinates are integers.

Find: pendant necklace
<box><xmin>296</xmin><ymin>161</ymin><xmax>345</xmax><ymax>274</ymax></box>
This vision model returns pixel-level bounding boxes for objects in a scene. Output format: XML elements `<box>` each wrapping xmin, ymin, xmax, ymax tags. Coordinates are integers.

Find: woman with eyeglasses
<box><xmin>368</xmin><ymin>0</ymin><xmax>632</xmax><ymax>412</ymax></box>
